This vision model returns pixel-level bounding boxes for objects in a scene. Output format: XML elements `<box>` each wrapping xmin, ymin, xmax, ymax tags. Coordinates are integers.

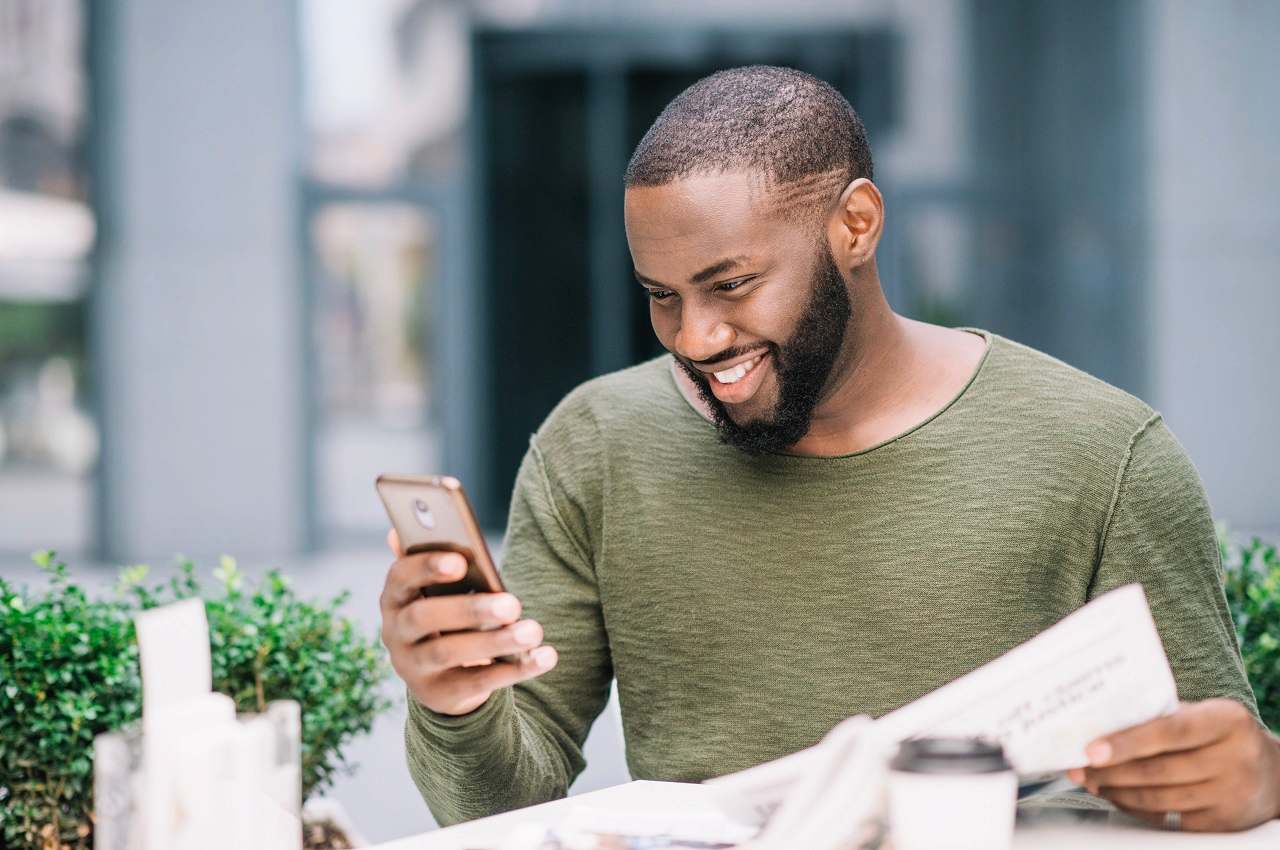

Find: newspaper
<box><xmin>705</xmin><ymin>583</ymin><xmax>1179</xmax><ymax>827</ymax></box>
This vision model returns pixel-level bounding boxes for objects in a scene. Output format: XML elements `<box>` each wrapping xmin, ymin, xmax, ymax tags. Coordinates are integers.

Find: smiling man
<box><xmin>383</xmin><ymin>66</ymin><xmax>1280</xmax><ymax>832</ymax></box>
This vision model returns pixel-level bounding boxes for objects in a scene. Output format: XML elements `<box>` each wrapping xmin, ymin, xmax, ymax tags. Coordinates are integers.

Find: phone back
<box><xmin>376</xmin><ymin>474</ymin><xmax>503</xmax><ymax>596</ymax></box>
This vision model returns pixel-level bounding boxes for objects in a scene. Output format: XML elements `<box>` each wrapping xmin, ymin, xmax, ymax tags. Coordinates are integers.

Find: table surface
<box><xmin>369</xmin><ymin>780</ymin><xmax>1280</xmax><ymax>850</ymax></box>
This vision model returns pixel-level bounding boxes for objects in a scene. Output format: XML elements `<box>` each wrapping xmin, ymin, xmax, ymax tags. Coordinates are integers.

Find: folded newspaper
<box><xmin>703</xmin><ymin>583</ymin><xmax>1179</xmax><ymax>847</ymax></box>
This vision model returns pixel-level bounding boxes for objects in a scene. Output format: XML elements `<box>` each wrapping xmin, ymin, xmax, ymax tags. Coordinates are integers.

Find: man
<box><xmin>380</xmin><ymin>66</ymin><xmax>1279</xmax><ymax>832</ymax></box>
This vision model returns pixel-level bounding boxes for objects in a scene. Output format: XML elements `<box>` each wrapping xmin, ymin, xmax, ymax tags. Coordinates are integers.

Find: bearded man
<box><xmin>379</xmin><ymin>66</ymin><xmax>1280</xmax><ymax>832</ymax></box>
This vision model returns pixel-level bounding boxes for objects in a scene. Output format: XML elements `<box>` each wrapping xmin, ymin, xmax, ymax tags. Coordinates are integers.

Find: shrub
<box><xmin>0</xmin><ymin>552</ymin><xmax>393</xmax><ymax>850</ymax></box>
<box><xmin>1219</xmin><ymin>525</ymin><xmax>1280</xmax><ymax>731</ymax></box>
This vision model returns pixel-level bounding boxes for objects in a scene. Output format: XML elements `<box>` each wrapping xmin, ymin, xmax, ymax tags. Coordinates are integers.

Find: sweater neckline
<box><xmin>665</xmin><ymin>327</ymin><xmax>995</xmax><ymax>462</ymax></box>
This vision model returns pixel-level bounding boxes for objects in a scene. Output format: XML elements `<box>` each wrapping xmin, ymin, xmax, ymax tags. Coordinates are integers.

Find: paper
<box><xmin>705</xmin><ymin>584</ymin><xmax>1178</xmax><ymax>828</ymax></box>
<box><xmin>135</xmin><ymin>597</ymin><xmax>212</xmax><ymax>715</ymax></box>
<box><xmin>877</xmin><ymin>583</ymin><xmax>1178</xmax><ymax>774</ymax></box>
<box><xmin>749</xmin><ymin>715</ymin><xmax>888</xmax><ymax>850</ymax></box>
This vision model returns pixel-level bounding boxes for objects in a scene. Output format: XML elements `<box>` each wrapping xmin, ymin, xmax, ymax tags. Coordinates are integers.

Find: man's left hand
<box><xmin>1066</xmin><ymin>699</ymin><xmax>1280</xmax><ymax>831</ymax></box>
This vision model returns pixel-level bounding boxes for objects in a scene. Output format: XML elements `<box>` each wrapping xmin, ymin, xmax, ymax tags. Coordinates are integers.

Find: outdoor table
<box><xmin>368</xmin><ymin>779</ymin><xmax>1280</xmax><ymax>849</ymax></box>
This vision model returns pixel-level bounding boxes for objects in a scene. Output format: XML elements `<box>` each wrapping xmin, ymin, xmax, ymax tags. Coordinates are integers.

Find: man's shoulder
<box><xmin>985</xmin><ymin>333</ymin><xmax>1158</xmax><ymax>441</ymax></box>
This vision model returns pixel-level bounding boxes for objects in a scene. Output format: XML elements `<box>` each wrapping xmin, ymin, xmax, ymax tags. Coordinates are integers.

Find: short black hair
<box><xmin>624</xmin><ymin>65</ymin><xmax>873</xmax><ymax>218</ymax></box>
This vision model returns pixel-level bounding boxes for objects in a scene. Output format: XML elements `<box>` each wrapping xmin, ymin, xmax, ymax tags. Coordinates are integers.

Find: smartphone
<box><xmin>375</xmin><ymin>474</ymin><xmax>506</xmax><ymax>598</ymax></box>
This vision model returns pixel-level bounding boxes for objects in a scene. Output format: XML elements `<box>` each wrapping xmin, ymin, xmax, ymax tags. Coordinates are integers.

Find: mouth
<box><xmin>699</xmin><ymin>350</ymin><xmax>772</xmax><ymax>405</ymax></box>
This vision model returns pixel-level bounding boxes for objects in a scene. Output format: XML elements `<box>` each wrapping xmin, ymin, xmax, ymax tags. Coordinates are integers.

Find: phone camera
<box><xmin>413</xmin><ymin>499</ymin><xmax>436</xmax><ymax>530</ymax></box>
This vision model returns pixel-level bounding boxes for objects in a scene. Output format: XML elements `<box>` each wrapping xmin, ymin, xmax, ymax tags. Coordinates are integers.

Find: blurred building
<box><xmin>0</xmin><ymin>0</ymin><xmax>95</xmax><ymax>554</ymax></box>
<box><xmin>0</xmin><ymin>0</ymin><xmax>1276</xmax><ymax>563</ymax></box>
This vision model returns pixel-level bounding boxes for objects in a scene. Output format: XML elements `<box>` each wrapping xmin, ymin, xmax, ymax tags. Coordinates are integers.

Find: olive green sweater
<box><xmin>405</xmin><ymin>330</ymin><xmax>1254</xmax><ymax>825</ymax></box>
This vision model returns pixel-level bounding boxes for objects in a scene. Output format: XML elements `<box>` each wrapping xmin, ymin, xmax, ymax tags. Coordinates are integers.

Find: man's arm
<box><xmin>1087</xmin><ymin>414</ymin><xmax>1255</xmax><ymax>709</ymax></box>
<box><xmin>1072</xmin><ymin>415</ymin><xmax>1279</xmax><ymax>830</ymax></box>
<box><xmin>403</xmin><ymin>440</ymin><xmax>613</xmax><ymax>825</ymax></box>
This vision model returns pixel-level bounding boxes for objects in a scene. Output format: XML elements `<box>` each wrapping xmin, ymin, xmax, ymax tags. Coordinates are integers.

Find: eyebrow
<box><xmin>634</xmin><ymin>255</ymin><xmax>753</xmax><ymax>289</ymax></box>
<box><xmin>691</xmin><ymin>255</ymin><xmax>750</xmax><ymax>284</ymax></box>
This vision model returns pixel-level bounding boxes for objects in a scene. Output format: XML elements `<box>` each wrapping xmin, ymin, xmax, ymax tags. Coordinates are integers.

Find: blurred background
<box><xmin>0</xmin><ymin>0</ymin><xmax>1276</xmax><ymax>841</ymax></box>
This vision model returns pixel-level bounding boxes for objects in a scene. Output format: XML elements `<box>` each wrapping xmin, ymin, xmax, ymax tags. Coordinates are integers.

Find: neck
<box><xmin>785</xmin><ymin>287</ymin><xmax>916</xmax><ymax>456</ymax></box>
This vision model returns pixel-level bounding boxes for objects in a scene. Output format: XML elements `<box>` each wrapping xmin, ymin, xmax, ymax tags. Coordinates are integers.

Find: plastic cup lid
<box><xmin>889</xmin><ymin>736</ymin><xmax>1013</xmax><ymax>775</ymax></box>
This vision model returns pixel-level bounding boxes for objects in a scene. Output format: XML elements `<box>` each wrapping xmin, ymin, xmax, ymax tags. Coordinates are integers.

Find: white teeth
<box><xmin>713</xmin><ymin>355</ymin><xmax>761</xmax><ymax>384</ymax></box>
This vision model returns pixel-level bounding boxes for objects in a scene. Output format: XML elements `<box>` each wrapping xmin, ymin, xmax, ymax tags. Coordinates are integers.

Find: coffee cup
<box><xmin>887</xmin><ymin>736</ymin><xmax>1017</xmax><ymax>850</ymax></box>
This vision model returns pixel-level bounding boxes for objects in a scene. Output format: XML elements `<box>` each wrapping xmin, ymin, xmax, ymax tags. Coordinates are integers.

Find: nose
<box><xmin>672</xmin><ymin>301</ymin><xmax>734</xmax><ymax>363</ymax></box>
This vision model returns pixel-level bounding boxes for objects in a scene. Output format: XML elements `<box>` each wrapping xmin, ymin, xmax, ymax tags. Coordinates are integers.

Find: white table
<box><xmin>370</xmin><ymin>780</ymin><xmax>1280</xmax><ymax>850</ymax></box>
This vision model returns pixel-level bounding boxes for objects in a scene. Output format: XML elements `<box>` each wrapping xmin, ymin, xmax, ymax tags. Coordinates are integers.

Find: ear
<box><xmin>825</xmin><ymin>178</ymin><xmax>884</xmax><ymax>270</ymax></box>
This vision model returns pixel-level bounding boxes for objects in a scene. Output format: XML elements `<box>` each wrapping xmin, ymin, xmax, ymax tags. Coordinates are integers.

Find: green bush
<box><xmin>0</xmin><ymin>552</ymin><xmax>393</xmax><ymax>850</ymax></box>
<box><xmin>1219</xmin><ymin>525</ymin><xmax>1280</xmax><ymax>731</ymax></box>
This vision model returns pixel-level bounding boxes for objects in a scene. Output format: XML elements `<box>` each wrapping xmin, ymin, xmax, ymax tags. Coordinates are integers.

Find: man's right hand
<box><xmin>380</xmin><ymin>529</ymin><xmax>558</xmax><ymax>716</ymax></box>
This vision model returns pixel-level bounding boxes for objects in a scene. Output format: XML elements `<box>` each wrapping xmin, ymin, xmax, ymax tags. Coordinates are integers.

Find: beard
<box><xmin>677</xmin><ymin>243</ymin><xmax>852</xmax><ymax>455</ymax></box>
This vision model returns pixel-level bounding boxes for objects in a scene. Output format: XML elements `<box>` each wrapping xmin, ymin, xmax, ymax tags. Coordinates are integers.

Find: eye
<box><xmin>646</xmin><ymin>289</ymin><xmax>675</xmax><ymax>302</ymax></box>
<box><xmin>715</xmin><ymin>276</ymin><xmax>755</xmax><ymax>293</ymax></box>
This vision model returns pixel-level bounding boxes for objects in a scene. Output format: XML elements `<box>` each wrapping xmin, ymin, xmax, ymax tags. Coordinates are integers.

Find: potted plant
<box><xmin>0</xmin><ymin>552</ymin><xmax>393</xmax><ymax>850</ymax></box>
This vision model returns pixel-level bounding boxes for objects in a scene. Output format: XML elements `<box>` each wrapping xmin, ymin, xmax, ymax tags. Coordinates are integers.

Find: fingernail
<box><xmin>531</xmin><ymin>646</ymin><xmax>555</xmax><ymax>669</ymax></box>
<box><xmin>1066</xmin><ymin>768</ymin><xmax>1083</xmax><ymax>785</ymax></box>
<box><xmin>512</xmin><ymin>620</ymin><xmax>540</xmax><ymax>646</ymax></box>
<box><xmin>1086</xmin><ymin>741</ymin><xmax>1112</xmax><ymax>766</ymax></box>
<box><xmin>437</xmin><ymin>554</ymin><xmax>465</xmax><ymax>576</ymax></box>
<box><xmin>490</xmin><ymin>595</ymin><xmax>519</xmax><ymax>621</ymax></box>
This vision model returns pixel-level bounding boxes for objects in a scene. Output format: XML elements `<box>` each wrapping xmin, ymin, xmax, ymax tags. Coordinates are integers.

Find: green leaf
<box><xmin>213</xmin><ymin>555</ymin><xmax>243</xmax><ymax>594</ymax></box>
<box><xmin>115</xmin><ymin>564</ymin><xmax>150</xmax><ymax>593</ymax></box>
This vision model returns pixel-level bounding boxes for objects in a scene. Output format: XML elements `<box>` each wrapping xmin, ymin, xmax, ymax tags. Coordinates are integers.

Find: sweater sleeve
<box><xmin>1088</xmin><ymin>414</ymin><xmax>1257</xmax><ymax>715</ymax></box>
<box><xmin>404</xmin><ymin>437</ymin><xmax>614</xmax><ymax>825</ymax></box>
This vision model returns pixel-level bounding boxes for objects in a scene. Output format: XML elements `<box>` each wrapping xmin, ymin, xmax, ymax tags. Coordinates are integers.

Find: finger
<box><xmin>1174</xmin><ymin>808</ymin><xmax>1235</xmax><ymax>833</ymax></box>
<box><xmin>382</xmin><ymin>551</ymin><xmax>469</xmax><ymax>610</ymax></box>
<box><xmin>1111</xmin><ymin>802</ymin><xmax>1166</xmax><ymax>830</ymax></box>
<box><xmin>411</xmin><ymin>619</ymin><xmax>545</xmax><ymax>671</ymax></box>
<box><xmin>1111</xmin><ymin>801</ymin><xmax>1232</xmax><ymax>834</ymax></box>
<box><xmin>397</xmin><ymin>592</ymin><xmax>521</xmax><ymax>643</ymax></box>
<box><xmin>432</xmin><ymin>645</ymin><xmax>558</xmax><ymax>707</ymax></box>
<box><xmin>1099</xmin><ymin>780</ymin><xmax>1219</xmax><ymax>814</ymax></box>
<box><xmin>1086</xmin><ymin>701</ymin><xmax>1234</xmax><ymax>767</ymax></box>
<box><xmin>1079</xmin><ymin>740</ymin><xmax>1231</xmax><ymax>790</ymax></box>
<box><xmin>387</xmin><ymin>527</ymin><xmax>403</xmax><ymax>557</ymax></box>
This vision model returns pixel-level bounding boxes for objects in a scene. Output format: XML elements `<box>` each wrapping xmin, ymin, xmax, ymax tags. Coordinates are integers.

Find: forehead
<box><xmin>624</xmin><ymin>171</ymin><xmax>810</xmax><ymax>275</ymax></box>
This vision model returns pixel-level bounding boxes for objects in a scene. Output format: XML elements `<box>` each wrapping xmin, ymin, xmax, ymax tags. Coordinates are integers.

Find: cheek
<box><xmin>740</xmin><ymin>287</ymin><xmax>805</xmax><ymax>343</ymax></box>
<box><xmin>649</xmin><ymin>302</ymin><xmax>677</xmax><ymax>348</ymax></box>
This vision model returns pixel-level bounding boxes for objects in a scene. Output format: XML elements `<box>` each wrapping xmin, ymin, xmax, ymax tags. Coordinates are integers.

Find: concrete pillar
<box><xmin>90</xmin><ymin>1</ymin><xmax>306</xmax><ymax>560</ymax></box>
<box><xmin>1145</xmin><ymin>0</ymin><xmax>1280</xmax><ymax>536</ymax></box>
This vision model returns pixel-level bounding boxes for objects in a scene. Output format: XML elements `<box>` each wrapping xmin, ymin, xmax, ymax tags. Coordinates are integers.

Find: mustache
<box><xmin>681</xmin><ymin>343</ymin><xmax>779</xmax><ymax>371</ymax></box>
